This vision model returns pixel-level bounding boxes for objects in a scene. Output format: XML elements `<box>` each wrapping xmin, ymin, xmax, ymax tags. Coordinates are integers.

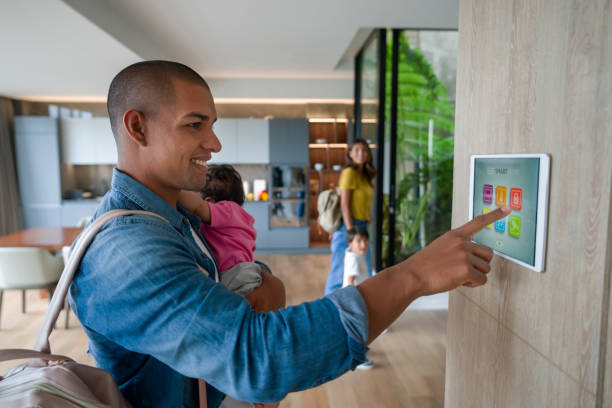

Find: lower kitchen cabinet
<box><xmin>61</xmin><ymin>201</ymin><xmax>100</xmax><ymax>227</ymax></box>
<box><xmin>244</xmin><ymin>202</ymin><xmax>309</xmax><ymax>250</ymax></box>
<box><xmin>244</xmin><ymin>202</ymin><xmax>269</xmax><ymax>249</ymax></box>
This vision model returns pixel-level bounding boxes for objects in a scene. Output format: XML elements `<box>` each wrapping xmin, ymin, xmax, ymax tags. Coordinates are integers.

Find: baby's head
<box><xmin>346</xmin><ymin>226</ymin><xmax>369</xmax><ymax>256</ymax></box>
<box><xmin>201</xmin><ymin>164</ymin><xmax>245</xmax><ymax>206</ymax></box>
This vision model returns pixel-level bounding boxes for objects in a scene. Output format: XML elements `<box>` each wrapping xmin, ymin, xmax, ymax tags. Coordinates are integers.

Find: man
<box><xmin>69</xmin><ymin>60</ymin><xmax>509</xmax><ymax>407</ymax></box>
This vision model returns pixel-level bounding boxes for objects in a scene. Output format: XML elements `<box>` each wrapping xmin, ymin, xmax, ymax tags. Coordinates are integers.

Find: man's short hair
<box><xmin>107</xmin><ymin>60</ymin><xmax>210</xmax><ymax>137</ymax></box>
<box><xmin>201</xmin><ymin>164</ymin><xmax>245</xmax><ymax>206</ymax></box>
<box><xmin>347</xmin><ymin>226</ymin><xmax>369</xmax><ymax>243</ymax></box>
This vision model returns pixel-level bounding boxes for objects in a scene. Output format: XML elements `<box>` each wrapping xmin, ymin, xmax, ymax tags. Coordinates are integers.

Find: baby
<box><xmin>180</xmin><ymin>164</ymin><xmax>269</xmax><ymax>297</ymax></box>
<box><xmin>178</xmin><ymin>164</ymin><xmax>282</xmax><ymax>408</ymax></box>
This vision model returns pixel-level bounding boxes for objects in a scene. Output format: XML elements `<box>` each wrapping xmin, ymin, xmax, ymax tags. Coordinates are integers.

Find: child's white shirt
<box><xmin>343</xmin><ymin>248</ymin><xmax>368</xmax><ymax>288</ymax></box>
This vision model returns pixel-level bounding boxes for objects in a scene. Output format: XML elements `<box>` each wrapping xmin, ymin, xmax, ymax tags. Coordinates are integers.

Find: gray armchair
<box><xmin>0</xmin><ymin>247</ymin><xmax>64</xmax><ymax>329</ymax></box>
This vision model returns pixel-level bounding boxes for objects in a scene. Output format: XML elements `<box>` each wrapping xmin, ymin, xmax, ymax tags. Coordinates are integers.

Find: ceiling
<box><xmin>0</xmin><ymin>0</ymin><xmax>458</xmax><ymax>102</ymax></box>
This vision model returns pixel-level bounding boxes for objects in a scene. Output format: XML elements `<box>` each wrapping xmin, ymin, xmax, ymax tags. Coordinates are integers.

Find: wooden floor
<box><xmin>0</xmin><ymin>253</ymin><xmax>447</xmax><ymax>407</ymax></box>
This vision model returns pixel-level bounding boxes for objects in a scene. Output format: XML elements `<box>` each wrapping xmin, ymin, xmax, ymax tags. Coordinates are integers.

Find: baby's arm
<box><xmin>347</xmin><ymin>275</ymin><xmax>357</xmax><ymax>286</ymax></box>
<box><xmin>177</xmin><ymin>190</ymin><xmax>211</xmax><ymax>223</ymax></box>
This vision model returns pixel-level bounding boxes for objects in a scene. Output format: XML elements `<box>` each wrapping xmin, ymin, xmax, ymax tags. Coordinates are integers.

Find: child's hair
<box><xmin>201</xmin><ymin>164</ymin><xmax>245</xmax><ymax>206</ymax></box>
<box><xmin>346</xmin><ymin>226</ymin><xmax>369</xmax><ymax>243</ymax></box>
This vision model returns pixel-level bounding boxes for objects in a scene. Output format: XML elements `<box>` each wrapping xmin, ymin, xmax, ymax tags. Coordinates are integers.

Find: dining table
<box><xmin>0</xmin><ymin>227</ymin><xmax>83</xmax><ymax>252</ymax></box>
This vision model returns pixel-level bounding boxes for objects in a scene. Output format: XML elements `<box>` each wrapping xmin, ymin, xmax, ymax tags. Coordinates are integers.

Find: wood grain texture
<box><xmin>446</xmin><ymin>292</ymin><xmax>595</xmax><ymax>407</ymax></box>
<box><xmin>447</xmin><ymin>0</ymin><xmax>612</xmax><ymax>404</ymax></box>
<box><xmin>598</xmin><ymin>0</ymin><xmax>612</xmax><ymax>405</ymax></box>
<box><xmin>0</xmin><ymin>227</ymin><xmax>82</xmax><ymax>252</ymax></box>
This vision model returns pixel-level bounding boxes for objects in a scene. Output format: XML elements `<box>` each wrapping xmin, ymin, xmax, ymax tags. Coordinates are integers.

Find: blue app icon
<box><xmin>494</xmin><ymin>219</ymin><xmax>506</xmax><ymax>233</ymax></box>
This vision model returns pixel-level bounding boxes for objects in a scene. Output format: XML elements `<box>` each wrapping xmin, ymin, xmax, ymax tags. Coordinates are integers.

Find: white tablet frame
<box><xmin>469</xmin><ymin>153</ymin><xmax>550</xmax><ymax>272</ymax></box>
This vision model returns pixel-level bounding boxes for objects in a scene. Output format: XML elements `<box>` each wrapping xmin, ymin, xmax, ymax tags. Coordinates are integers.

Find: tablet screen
<box><xmin>472</xmin><ymin>157</ymin><xmax>540</xmax><ymax>266</ymax></box>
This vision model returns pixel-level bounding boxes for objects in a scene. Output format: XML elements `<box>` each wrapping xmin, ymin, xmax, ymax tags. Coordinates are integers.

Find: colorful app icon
<box><xmin>482</xmin><ymin>208</ymin><xmax>492</xmax><ymax>229</ymax></box>
<box><xmin>483</xmin><ymin>184</ymin><xmax>493</xmax><ymax>204</ymax></box>
<box><xmin>494</xmin><ymin>219</ymin><xmax>506</xmax><ymax>232</ymax></box>
<box><xmin>509</xmin><ymin>215</ymin><xmax>521</xmax><ymax>238</ymax></box>
<box><xmin>496</xmin><ymin>186</ymin><xmax>507</xmax><ymax>206</ymax></box>
<box><xmin>510</xmin><ymin>188</ymin><xmax>522</xmax><ymax>210</ymax></box>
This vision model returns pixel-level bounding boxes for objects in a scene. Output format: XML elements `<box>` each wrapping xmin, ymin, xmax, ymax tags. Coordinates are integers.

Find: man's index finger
<box><xmin>458</xmin><ymin>206</ymin><xmax>511</xmax><ymax>237</ymax></box>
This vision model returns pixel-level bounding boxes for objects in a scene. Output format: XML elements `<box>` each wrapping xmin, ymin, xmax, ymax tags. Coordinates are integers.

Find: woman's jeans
<box><xmin>324</xmin><ymin>218</ymin><xmax>373</xmax><ymax>295</ymax></box>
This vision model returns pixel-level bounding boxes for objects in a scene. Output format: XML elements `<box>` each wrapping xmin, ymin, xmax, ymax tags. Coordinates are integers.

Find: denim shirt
<box><xmin>68</xmin><ymin>169</ymin><xmax>369</xmax><ymax>408</ymax></box>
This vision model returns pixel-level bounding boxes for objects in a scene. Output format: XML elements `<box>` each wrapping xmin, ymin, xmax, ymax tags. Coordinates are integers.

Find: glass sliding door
<box><xmin>354</xmin><ymin>29</ymin><xmax>386</xmax><ymax>272</ymax></box>
<box><xmin>386</xmin><ymin>29</ymin><xmax>458</xmax><ymax>266</ymax></box>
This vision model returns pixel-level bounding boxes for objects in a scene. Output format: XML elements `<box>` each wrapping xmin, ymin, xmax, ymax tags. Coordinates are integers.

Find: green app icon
<box><xmin>509</xmin><ymin>215</ymin><xmax>521</xmax><ymax>238</ymax></box>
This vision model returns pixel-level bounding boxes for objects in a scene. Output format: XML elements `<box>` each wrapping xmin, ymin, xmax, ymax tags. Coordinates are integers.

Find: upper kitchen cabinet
<box><xmin>60</xmin><ymin>118</ymin><xmax>117</xmax><ymax>164</ymax></box>
<box><xmin>209</xmin><ymin>119</ymin><xmax>269</xmax><ymax>164</ymax></box>
<box><xmin>92</xmin><ymin>118</ymin><xmax>117</xmax><ymax>164</ymax></box>
<box><xmin>209</xmin><ymin>118</ymin><xmax>238</xmax><ymax>163</ymax></box>
<box><xmin>236</xmin><ymin>119</ymin><xmax>269</xmax><ymax>163</ymax></box>
<box><xmin>269</xmin><ymin>119</ymin><xmax>309</xmax><ymax>165</ymax></box>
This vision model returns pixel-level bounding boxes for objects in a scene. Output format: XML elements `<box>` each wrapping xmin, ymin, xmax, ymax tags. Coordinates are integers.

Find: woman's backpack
<box><xmin>317</xmin><ymin>189</ymin><xmax>341</xmax><ymax>234</ymax></box>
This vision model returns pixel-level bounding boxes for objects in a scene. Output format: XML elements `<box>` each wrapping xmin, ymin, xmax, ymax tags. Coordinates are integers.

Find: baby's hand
<box><xmin>177</xmin><ymin>190</ymin><xmax>211</xmax><ymax>223</ymax></box>
<box><xmin>177</xmin><ymin>190</ymin><xmax>205</xmax><ymax>213</ymax></box>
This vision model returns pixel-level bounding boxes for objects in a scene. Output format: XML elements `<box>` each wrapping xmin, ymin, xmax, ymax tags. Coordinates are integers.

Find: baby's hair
<box><xmin>346</xmin><ymin>226</ymin><xmax>369</xmax><ymax>243</ymax></box>
<box><xmin>201</xmin><ymin>164</ymin><xmax>245</xmax><ymax>206</ymax></box>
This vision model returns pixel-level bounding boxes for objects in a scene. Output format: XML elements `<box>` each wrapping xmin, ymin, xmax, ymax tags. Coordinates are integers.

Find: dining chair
<box><xmin>0</xmin><ymin>247</ymin><xmax>64</xmax><ymax>329</ymax></box>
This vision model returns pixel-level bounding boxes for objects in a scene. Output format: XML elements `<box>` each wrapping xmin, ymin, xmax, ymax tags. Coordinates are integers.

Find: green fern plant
<box><xmin>382</xmin><ymin>31</ymin><xmax>455</xmax><ymax>265</ymax></box>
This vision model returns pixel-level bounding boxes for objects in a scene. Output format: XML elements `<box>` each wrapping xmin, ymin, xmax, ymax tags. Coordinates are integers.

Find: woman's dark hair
<box><xmin>201</xmin><ymin>164</ymin><xmax>245</xmax><ymax>206</ymax></box>
<box><xmin>346</xmin><ymin>138</ymin><xmax>375</xmax><ymax>185</ymax></box>
<box><xmin>346</xmin><ymin>226</ymin><xmax>370</xmax><ymax>243</ymax></box>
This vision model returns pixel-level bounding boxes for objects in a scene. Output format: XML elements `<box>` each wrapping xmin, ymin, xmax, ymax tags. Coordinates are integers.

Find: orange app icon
<box><xmin>510</xmin><ymin>188</ymin><xmax>522</xmax><ymax>210</ymax></box>
<box><xmin>496</xmin><ymin>186</ymin><xmax>507</xmax><ymax>206</ymax></box>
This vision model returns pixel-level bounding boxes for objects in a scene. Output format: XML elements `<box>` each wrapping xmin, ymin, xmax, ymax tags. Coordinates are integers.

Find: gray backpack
<box><xmin>317</xmin><ymin>189</ymin><xmax>341</xmax><ymax>234</ymax></box>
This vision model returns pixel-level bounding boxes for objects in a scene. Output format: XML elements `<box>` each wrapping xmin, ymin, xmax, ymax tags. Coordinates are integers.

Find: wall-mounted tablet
<box><xmin>469</xmin><ymin>154</ymin><xmax>550</xmax><ymax>272</ymax></box>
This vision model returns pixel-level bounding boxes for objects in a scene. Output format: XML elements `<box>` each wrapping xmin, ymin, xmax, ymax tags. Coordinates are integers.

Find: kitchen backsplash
<box><xmin>61</xmin><ymin>164</ymin><xmax>113</xmax><ymax>199</ymax></box>
<box><xmin>61</xmin><ymin>163</ymin><xmax>268</xmax><ymax>200</ymax></box>
<box><xmin>232</xmin><ymin>164</ymin><xmax>268</xmax><ymax>192</ymax></box>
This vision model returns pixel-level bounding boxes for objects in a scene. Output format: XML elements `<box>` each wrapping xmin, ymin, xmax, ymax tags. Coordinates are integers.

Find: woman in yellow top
<box><xmin>324</xmin><ymin>138</ymin><xmax>375</xmax><ymax>295</ymax></box>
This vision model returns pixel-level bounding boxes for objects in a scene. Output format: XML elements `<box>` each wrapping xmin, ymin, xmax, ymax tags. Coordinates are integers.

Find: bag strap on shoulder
<box><xmin>34</xmin><ymin>210</ymin><xmax>168</xmax><ymax>354</ymax></box>
<box><xmin>0</xmin><ymin>349</ymin><xmax>73</xmax><ymax>364</ymax></box>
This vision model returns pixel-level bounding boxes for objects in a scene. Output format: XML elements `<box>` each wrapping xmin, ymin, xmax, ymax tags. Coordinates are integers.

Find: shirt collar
<box><xmin>111</xmin><ymin>168</ymin><xmax>199</xmax><ymax>231</ymax></box>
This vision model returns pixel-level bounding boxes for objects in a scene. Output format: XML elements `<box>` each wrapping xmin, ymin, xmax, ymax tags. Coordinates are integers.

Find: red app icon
<box><xmin>510</xmin><ymin>188</ymin><xmax>522</xmax><ymax>210</ymax></box>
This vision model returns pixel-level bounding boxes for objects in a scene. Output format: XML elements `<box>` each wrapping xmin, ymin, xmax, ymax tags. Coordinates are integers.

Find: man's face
<box><xmin>144</xmin><ymin>79</ymin><xmax>220</xmax><ymax>194</ymax></box>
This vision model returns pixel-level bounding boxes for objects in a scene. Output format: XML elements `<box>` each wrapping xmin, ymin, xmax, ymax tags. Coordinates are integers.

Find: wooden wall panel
<box><xmin>446</xmin><ymin>292</ymin><xmax>596</xmax><ymax>407</ymax></box>
<box><xmin>446</xmin><ymin>0</ymin><xmax>612</xmax><ymax>405</ymax></box>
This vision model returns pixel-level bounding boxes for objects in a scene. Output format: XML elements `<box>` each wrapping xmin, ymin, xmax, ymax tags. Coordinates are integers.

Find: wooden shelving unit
<box><xmin>308</xmin><ymin>120</ymin><xmax>348</xmax><ymax>246</ymax></box>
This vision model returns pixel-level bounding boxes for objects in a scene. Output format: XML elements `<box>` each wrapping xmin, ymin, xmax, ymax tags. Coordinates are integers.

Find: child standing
<box><xmin>342</xmin><ymin>226</ymin><xmax>374</xmax><ymax>370</ymax></box>
<box><xmin>178</xmin><ymin>164</ymin><xmax>283</xmax><ymax>408</ymax></box>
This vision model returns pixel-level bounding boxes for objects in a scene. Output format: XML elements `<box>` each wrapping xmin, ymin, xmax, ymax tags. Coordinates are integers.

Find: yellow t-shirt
<box><xmin>339</xmin><ymin>167</ymin><xmax>374</xmax><ymax>221</ymax></box>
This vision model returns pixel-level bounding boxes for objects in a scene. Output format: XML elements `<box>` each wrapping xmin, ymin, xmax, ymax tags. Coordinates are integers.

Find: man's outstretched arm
<box><xmin>358</xmin><ymin>206</ymin><xmax>511</xmax><ymax>344</ymax></box>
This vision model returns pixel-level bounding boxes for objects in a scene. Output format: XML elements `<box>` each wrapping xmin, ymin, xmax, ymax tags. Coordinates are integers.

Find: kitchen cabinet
<box><xmin>60</xmin><ymin>118</ymin><xmax>95</xmax><ymax>164</ymax></box>
<box><xmin>244</xmin><ymin>202</ymin><xmax>269</xmax><ymax>249</ymax></box>
<box><xmin>269</xmin><ymin>119</ymin><xmax>309</xmax><ymax>165</ymax></box>
<box><xmin>92</xmin><ymin>118</ymin><xmax>117</xmax><ymax>164</ymax></box>
<box><xmin>244</xmin><ymin>201</ymin><xmax>309</xmax><ymax>250</ymax></box>
<box><xmin>61</xmin><ymin>200</ymin><xmax>100</xmax><ymax>227</ymax></box>
<box><xmin>210</xmin><ymin>119</ymin><xmax>269</xmax><ymax>164</ymax></box>
<box><xmin>59</xmin><ymin>118</ymin><xmax>117</xmax><ymax>164</ymax></box>
<box><xmin>14</xmin><ymin>116</ymin><xmax>62</xmax><ymax>228</ymax></box>
<box><xmin>236</xmin><ymin>119</ymin><xmax>269</xmax><ymax>163</ymax></box>
<box><xmin>209</xmin><ymin>119</ymin><xmax>238</xmax><ymax>163</ymax></box>
<box><xmin>266</xmin><ymin>227</ymin><xmax>309</xmax><ymax>249</ymax></box>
